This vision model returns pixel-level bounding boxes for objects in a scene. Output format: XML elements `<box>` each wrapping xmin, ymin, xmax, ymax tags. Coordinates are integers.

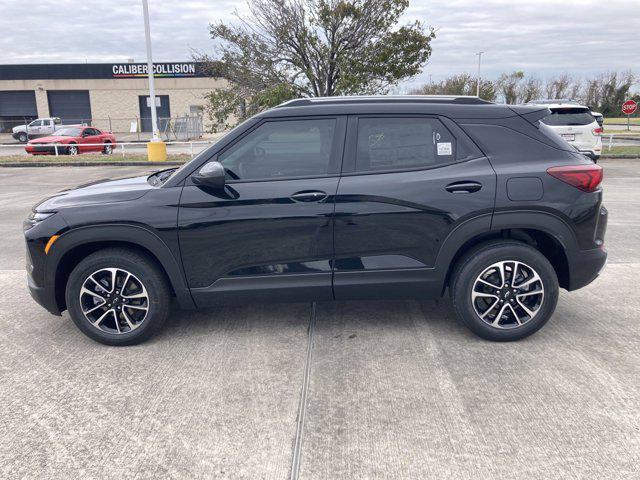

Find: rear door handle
<box><xmin>290</xmin><ymin>190</ymin><xmax>328</xmax><ymax>202</ymax></box>
<box><xmin>445</xmin><ymin>181</ymin><xmax>482</xmax><ymax>194</ymax></box>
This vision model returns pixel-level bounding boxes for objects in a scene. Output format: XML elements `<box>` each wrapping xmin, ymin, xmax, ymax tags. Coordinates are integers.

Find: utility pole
<box><xmin>142</xmin><ymin>0</ymin><xmax>159</xmax><ymax>142</ymax></box>
<box><xmin>476</xmin><ymin>51</ymin><xmax>484</xmax><ymax>97</ymax></box>
<box><xmin>141</xmin><ymin>0</ymin><xmax>166</xmax><ymax>160</ymax></box>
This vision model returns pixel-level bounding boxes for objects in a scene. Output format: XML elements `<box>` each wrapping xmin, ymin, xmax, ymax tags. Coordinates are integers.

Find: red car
<box><xmin>25</xmin><ymin>126</ymin><xmax>116</xmax><ymax>155</ymax></box>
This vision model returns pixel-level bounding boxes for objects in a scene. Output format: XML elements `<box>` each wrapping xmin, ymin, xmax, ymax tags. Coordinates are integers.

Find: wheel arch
<box><xmin>48</xmin><ymin>225</ymin><xmax>195</xmax><ymax>312</ymax></box>
<box><xmin>439</xmin><ymin>211</ymin><xmax>576</xmax><ymax>293</ymax></box>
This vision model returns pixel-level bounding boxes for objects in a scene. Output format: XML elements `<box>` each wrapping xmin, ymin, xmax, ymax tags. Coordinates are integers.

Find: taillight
<box><xmin>547</xmin><ymin>164</ymin><xmax>603</xmax><ymax>192</ymax></box>
<box><xmin>593</xmin><ymin>127</ymin><xmax>603</xmax><ymax>135</ymax></box>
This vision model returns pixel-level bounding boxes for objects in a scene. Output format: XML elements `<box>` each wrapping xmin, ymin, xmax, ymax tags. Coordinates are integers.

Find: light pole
<box><xmin>142</xmin><ymin>0</ymin><xmax>159</xmax><ymax>142</ymax></box>
<box><xmin>476</xmin><ymin>51</ymin><xmax>484</xmax><ymax>97</ymax></box>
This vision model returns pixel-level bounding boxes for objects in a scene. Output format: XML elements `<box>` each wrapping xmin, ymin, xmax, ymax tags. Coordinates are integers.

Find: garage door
<box><xmin>0</xmin><ymin>91</ymin><xmax>37</xmax><ymax>116</ymax></box>
<box><xmin>0</xmin><ymin>91</ymin><xmax>38</xmax><ymax>132</ymax></box>
<box><xmin>47</xmin><ymin>90</ymin><xmax>91</xmax><ymax>124</ymax></box>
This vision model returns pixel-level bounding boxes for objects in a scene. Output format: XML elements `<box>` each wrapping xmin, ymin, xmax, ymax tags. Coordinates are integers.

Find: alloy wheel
<box><xmin>104</xmin><ymin>143</ymin><xmax>112</xmax><ymax>154</ymax></box>
<box><xmin>79</xmin><ymin>267</ymin><xmax>149</xmax><ymax>334</ymax></box>
<box><xmin>471</xmin><ymin>260</ymin><xmax>544</xmax><ymax>329</ymax></box>
<box><xmin>68</xmin><ymin>145</ymin><xmax>78</xmax><ymax>155</ymax></box>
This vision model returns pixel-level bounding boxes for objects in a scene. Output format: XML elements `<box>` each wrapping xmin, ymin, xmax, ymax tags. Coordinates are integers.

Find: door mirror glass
<box><xmin>193</xmin><ymin>161</ymin><xmax>226</xmax><ymax>190</ymax></box>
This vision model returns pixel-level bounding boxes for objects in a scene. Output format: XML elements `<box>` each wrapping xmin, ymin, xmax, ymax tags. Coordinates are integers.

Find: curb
<box><xmin>0</xmin><ymin>161</ymin><xmax>185</xmax><ymax>167</ymax></box>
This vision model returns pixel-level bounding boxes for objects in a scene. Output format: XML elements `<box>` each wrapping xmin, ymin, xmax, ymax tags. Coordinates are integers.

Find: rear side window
<box><xmin>355</xmin><ymin>117</ymin><xmax>456</xmax><ymax>173</ymax></box>
<box><xmin>541</xmin><ymin>108</ymin><xmax>595</xmax><ymax>126</ymax></box>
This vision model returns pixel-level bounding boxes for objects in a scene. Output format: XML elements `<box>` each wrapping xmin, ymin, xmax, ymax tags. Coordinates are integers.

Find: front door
<box><xmin>333</xmin><ymin>115</ymin><xmax>496</xmax><ymax>299</ymax></box>
<box><xmin>79</xmin><ymin>127</ymin><xmax>102</xmax><ymax>152</ymax></box>
<box><xmin>178</xmin><ymin>116</ymin><xmax>346</xmax><ymax>307</ymax></box>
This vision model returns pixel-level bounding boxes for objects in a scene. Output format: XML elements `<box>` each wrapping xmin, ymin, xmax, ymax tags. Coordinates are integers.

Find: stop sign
<box><xmin>622</xmin><ymin>100</ymin><xmax>638</xmax><ymax>115</ymax></box>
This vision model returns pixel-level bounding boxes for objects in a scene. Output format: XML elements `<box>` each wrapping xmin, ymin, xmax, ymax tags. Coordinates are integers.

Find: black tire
<box><xmin>102</xmin><ymin>141</ymin><xmax>113</xmax><ymax>155</ymax></box>
<box><xmin>65</xmin><ymin>248</ymin><xmax>171</xmax><ymax>346</ymax></box>
<box><xmin>18</xmin><ymin>132</ymin><xmax>28</xmax><ymax>143</ymax></box>
<box><xmin>66</xmin><ymin>143</ymin><xmax>78</xmax><ymax>155</ymax></box>
<box><xmin>451</xmin><ymin>241</ymin><xmax>559</xmax><ymax>341</ymax></box>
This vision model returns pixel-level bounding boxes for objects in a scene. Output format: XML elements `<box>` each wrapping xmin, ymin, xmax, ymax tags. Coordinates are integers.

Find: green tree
<box><xmin>199</xmin><ymin>0</ymin><xmax>435</xmax><ymax>131</ymax></box>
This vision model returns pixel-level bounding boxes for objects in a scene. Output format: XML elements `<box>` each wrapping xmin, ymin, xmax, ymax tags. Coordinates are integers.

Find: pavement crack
<box><xmin>290</xmin><ymin>301</ymin><xmax>316</xmax><ymax>480</ymax></box>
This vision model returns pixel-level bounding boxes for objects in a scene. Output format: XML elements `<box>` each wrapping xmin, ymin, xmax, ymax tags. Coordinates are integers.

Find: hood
<box><xmin>12</xmin><ymin>125</ymin><xmax>26</xmax><ymax>133</ymax></box>
<box><xmin>35</xmin><ymin>175</ymin><xmax>155</xmax><ymax>211</ymax></box>
<box><xmin>30</xmin><ymin>135</ymin><xmax>69</xmax><ymax>143</ymax></box>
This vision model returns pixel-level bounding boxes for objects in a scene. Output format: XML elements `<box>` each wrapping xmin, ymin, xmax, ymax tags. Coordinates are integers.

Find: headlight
<box><xmin>23</xmin><ymin>211</ymin><xmax>56</xmax><ymax>231</ymax></box>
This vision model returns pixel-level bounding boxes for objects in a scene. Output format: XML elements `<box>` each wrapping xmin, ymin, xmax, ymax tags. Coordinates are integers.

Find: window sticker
<box><xmin>437</xmin><ymin>142</ymin><xmax>452</xmax><ymax>156</ymax></box>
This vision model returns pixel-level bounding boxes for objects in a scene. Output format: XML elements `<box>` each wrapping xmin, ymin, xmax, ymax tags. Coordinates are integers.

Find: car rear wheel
<box><xmin>102</xmin><ymin>141</ymin><xmax>113</xmax><ymax>155</ymax></box>
<box><xmin>66</xmin><ymin>143</ymin><xmax>78</xmax><ymax>155</ymax></box>
<box><xmin>65</xmin><ymin>248</ymin><xmax>171</xmax><ymax>346</ymax></box>
<box><xmin>451</xmin><ymin>241</ymin><xmax>559</xmax><ymax>341</ymax></box>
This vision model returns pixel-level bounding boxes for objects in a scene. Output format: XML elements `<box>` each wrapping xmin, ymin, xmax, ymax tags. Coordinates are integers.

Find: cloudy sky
<box><xmin>0</xmin><ymin>0</ymin><xmax>637</xmax><ymax>89</ymax></box>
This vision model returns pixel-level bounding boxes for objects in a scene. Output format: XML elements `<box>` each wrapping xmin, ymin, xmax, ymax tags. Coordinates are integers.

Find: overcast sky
<box><xmin>1</xmin><ymin>0</ymin><xmax>637</xmax><ymax>90</ymax></box>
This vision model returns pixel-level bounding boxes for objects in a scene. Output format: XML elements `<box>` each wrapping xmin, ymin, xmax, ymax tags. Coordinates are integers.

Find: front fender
<box><xmin>46</xmin><ymin>224</ymin><xmax>195</xmax><ymax>311</ymax></box>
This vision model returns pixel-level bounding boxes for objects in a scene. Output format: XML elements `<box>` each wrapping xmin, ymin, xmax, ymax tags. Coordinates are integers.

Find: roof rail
<box><xmin>277</xmin><ymin>95</ymin><xmax>493</xmax><ymax>108</ymax></box>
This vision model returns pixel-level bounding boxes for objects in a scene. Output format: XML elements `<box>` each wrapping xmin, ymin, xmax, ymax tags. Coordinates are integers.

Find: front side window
<box><xmin>355</xmin><ymin>117</ymin><xmax>456</xmax><ymax>173</ymax></box>
<box><xmin>29</xmin><ymin>120</ymin><xmax>43</xmax><ymax>127</ymax></box>
<box><xmin>219</xmin><ymin>119</ymin><xmax>336</xmax><ymax>180</ymax></box>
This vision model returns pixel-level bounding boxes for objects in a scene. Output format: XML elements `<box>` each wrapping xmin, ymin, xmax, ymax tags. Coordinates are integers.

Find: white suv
<box><xmin>527</xmin><ymin>101</ymin><xmax>602</xmax><ymax>161</ymax></box>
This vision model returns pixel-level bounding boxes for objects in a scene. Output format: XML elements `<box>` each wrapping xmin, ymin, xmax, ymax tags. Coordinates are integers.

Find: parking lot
<box><xmin>0</xmin><ymin>160</ymin><xmax>638</xmax><ymax>479</ymax></box>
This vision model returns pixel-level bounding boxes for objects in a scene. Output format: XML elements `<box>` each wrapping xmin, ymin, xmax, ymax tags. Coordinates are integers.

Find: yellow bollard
<box><xmin>147</xmin><ymin>141</ymin><xmax>167</xmax><ymax>162</ymax></box>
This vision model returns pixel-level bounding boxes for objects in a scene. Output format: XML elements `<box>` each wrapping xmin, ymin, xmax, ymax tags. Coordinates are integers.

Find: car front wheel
<box><xmin>65</xmin><ymin>248</ymin><xmax>171</xmax><ymax>345</ymax></box>
<box><xmin>66</xmin><ymin>143</ymin><xmax>78</xmax><ymax>155</ymax></box>
<box><xmin>451</xmin><ymin>241</ymin><xmax>559</xmax><ymax>341</ymax></box>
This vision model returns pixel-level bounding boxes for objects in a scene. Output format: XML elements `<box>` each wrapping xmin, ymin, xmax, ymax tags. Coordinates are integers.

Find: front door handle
<box><xmin>290</xmin><ymin>190</ymin><xmax>328</xmax><ymax>202</ymax></box>
<box><xmin>445</xmin><ymin>181</ymin><xmax>482</xmax><ymax>194</ymax></box>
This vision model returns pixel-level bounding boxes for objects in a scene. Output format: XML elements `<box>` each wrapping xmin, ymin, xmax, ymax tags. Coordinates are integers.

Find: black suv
<box><xmin>25</xmin><ymin>96</ymin><xmax>607</xmax><ymax>345</ymax></box>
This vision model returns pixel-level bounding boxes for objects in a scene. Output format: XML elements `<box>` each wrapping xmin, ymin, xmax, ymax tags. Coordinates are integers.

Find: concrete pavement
<box><xmin>0</xmin><ymin>160</ymin><xmax>638</xmax><ymax>479</ymax></box>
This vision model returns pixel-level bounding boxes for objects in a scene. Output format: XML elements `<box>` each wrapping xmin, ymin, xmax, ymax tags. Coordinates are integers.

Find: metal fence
<box><xmin>0</xmin><ymin>140</ymin><xmax>216</xmax><ymax>158</ymax></box>
<box><xmin>3</xmin><ymin>115</ymin><xmax>204</xmax><ymax>141</ymax></box>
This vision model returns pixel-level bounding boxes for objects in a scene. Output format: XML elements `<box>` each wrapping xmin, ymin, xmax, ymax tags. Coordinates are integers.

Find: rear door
<box><xmin>333</xmin><ymin>115</ymin><xmax>496</xmax><ymax>299</ymax></box>
<box><xmin>178</xmin><ymin>116</ymin><xmax>346</xmax><ymax>307</ymax></box>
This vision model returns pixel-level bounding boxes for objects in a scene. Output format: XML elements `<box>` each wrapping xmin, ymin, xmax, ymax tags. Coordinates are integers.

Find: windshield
<box><xmin>541</xmin><ymin>108</ymin><xmax>595</xmax><ymax>126</ymax></box>
<box><xmin>54</xmin><ymin>127</ymin><xmax>82</xmax><ymax>137</ymax></box>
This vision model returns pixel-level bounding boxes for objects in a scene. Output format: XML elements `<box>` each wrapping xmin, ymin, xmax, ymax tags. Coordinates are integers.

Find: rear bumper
<box><xmin>567</xmin><ymin>247</ymin><xmax>607</xmax><ymax>291</ymax></box>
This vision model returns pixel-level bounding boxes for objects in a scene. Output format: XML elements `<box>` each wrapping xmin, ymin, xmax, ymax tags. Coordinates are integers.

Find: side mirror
<box><xmin>193</xmin><ymin>161</ymin><xmax>226</xmax><ymax>190</ymax></box>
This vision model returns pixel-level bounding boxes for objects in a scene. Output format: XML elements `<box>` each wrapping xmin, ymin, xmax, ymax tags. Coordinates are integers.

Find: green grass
<box><xmin>601</xmin><ymin>129</ymin><xmax>640</xmax><ymax>135</ymax></box>
<box><xmin>601</xmin><ymin>146</ymin><xmax>640</xmax><ymax>155</ymax></box>
<box><xmin>0</xmin><ymin>154</ymin><xmax>191</xmax><ymax>164</ymax></box>
<box><xmin>604</xmin><ymin>117</ymin><xmax>640</xmax><ymax>125</ymax></box>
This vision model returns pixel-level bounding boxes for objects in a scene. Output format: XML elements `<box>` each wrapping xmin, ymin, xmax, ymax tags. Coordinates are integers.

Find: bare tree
<box><xmin>411</xmin><ymin>73</ymin><xmax>496</xmax><ymax>101</ymax></box>
<box><xmin>497</xmin><ymin>71</ymin><xmax>525</xmax><ymax>104</ymax></box>
<box><xmin>519</xmin><ymin>76</ymin><xmax>542</xmax><ymax>103</ymax></box>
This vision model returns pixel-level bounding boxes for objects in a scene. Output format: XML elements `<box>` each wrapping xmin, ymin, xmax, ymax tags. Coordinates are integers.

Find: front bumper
<box><xmin>27</xmin><ymin>268</ymin><xmax>61</xmax><ymax>315</ymax></box>
<box><xmin>25</xmin><ymin>145</ymin><xmax>65</xmax><ymax>155</ymax></box>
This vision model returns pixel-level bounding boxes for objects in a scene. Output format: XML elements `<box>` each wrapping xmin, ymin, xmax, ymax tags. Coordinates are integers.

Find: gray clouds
<box><xmin>0</xmin><ymin>0</ymin><xmax>637</xmax><ymax>89</ymax></box>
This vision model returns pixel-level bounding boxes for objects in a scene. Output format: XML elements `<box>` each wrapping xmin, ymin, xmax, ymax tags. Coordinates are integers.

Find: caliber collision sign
<box><xmin>622</xmin><ymin>100</ymin><xmax>638</xmax><ymax>116</ymax></box>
